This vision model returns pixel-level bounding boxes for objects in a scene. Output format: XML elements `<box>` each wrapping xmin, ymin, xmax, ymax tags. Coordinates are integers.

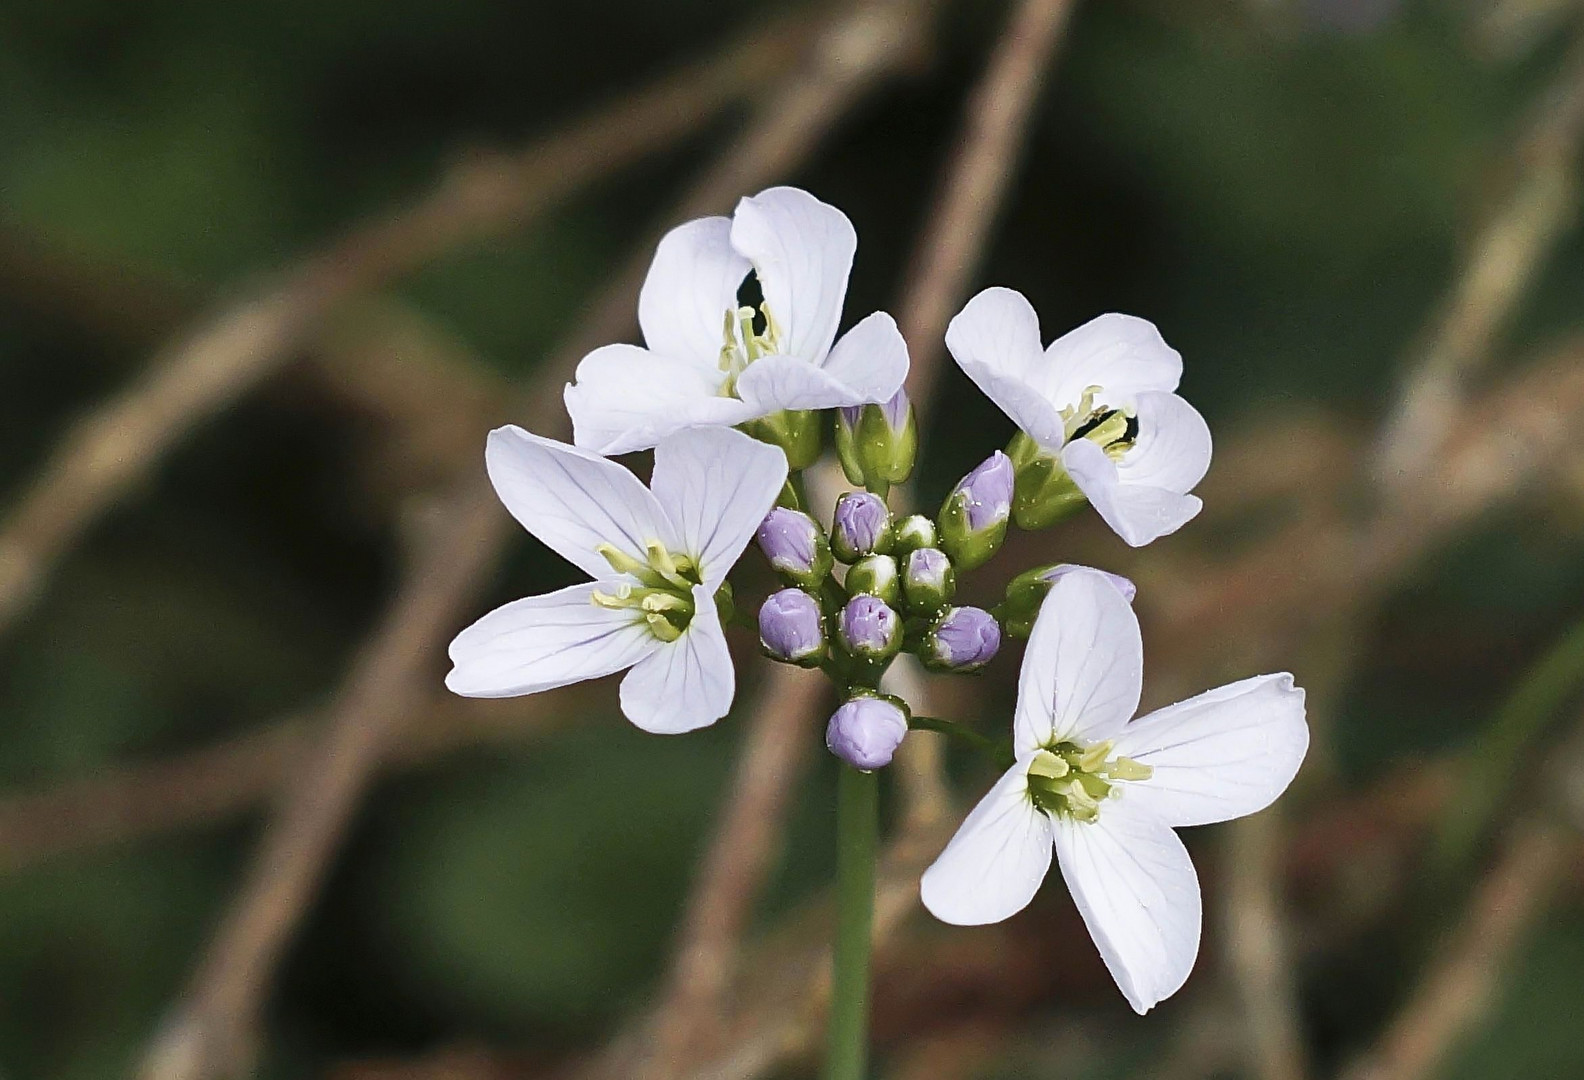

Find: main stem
<box><xmin>826</xmin><ymin>764</ymin><xmax>879</xmax><ymax>1080</ymax></box>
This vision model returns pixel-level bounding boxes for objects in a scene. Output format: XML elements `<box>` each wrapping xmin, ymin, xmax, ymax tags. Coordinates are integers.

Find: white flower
<box><xmin>564</xmin><ymin>186</ymin><xmax>910</xmax><ymax>455</ymax></box>
<box><xmin>944</xmin><ymin>286</ymin><xmax>1212</xmax><ymax>547</ymax></box>
<box><xmin>446</xmin><ymin>425</ymin><xmax>787</xmax><ymax>734</ymax></box>
<box><xmin>920</xmin><ymin>567</ymin><xmax>1307</xmax><ymax>1013</ymax></box>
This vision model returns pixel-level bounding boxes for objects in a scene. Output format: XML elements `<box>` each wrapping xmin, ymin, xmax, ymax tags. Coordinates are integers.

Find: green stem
<box><xmin>1431</xmin><ymin>615</ymin><xmax>1584</xmax><ymax>875</ymax></box>
<box><xmin>909</xmin><ymin>715</ymin><xmax>1014</xmax><ymax>767</ymax></box>
<box><xmin>826</xmin><ymin>765</ymin><xmax>878</xmax><ymax>1080</ymax></box>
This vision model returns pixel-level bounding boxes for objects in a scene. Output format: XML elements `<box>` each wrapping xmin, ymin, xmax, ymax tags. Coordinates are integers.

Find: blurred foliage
<box><xmin>2</xmin><ymin>0</ymin><xmax>1584</xmax><ymax>1077</ymax></box>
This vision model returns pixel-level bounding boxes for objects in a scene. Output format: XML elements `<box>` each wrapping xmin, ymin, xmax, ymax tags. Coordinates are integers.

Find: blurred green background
<box><xmin>4</xmin><ymin>0</ymin><xmax>1584</xmax><ymax>1077</ymax></box>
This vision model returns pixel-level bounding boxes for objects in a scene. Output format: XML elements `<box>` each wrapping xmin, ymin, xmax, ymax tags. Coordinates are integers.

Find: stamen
<box><xmin>645</xmin><ymin>612</ymin><xmax>683</xmax><ymax>642</ymax></box>
<box><xmin>1025</xmin><ymin>738</ymin><xmax>1153</xmax><ymax>822</ymax></box>
<box><xmin>597</xmin><ymin>542</ymin><xmax>657</xmax><ymax>584</ymax></box>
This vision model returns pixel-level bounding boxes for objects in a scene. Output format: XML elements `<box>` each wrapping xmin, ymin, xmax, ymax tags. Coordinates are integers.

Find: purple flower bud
<box><xmin>831</xmin><ymin>491</ymin><xmax>892</xmax><ymax>562</ymax></box>
<box><xmin>758</xmin><ymin>588</ymin><xmax>825</xmax><ymax>665</ymax></box>
<box><xmin>826</xmin><ymin>695</ymin><xmax>910</xmax><ymax>770</ymax></box>
<box><xmin>756</xmin><ymin>507</ymin><xmax>831</xmax><ymax>586</ymax></box>
<box><xmin>1041</xmin><ymin>563</ymin><xmax>1137</xmax><ymax>603</ymax></box>
<box><xmin>901</xmin><ymin>547</ymin><xmax>954</xmax><ymax>613</ymax></box>
<box><xmin>926</xmin><ymin>606</ymin><xmax>1001</xmax><ymax>672</ymax></box>
<box><xmin>837</xmin><ymin>593</ymin><xmax>901</xmax><ymax>660</ymax></box>
<box><xmin>955</xmin><ymin>451</ymin><xmax>1014</xmax><ymax>532</ymax></box>
<box><xmin>939</xmin><ymin>451</ymin><xmax>1014</xmax><ymax>571</ymax></box>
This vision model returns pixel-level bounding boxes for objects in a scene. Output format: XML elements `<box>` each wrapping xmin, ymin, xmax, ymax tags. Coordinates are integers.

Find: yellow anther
<box><xmin>1106</xmin><ymin>756</ymin><xmax>1154</xmax><ymax>782</ymax></box>
<box><xmin>1076</xmin><ymin>740</ymin><xmax>1114</xmax><ymax>774</ymax></box>
<box><xmin>645</xmin><ymin>612</ymin><xmax>683</xmax><ymax>642</ymax></box>
<box><xmin>645</xmin><ymin>540</ymin><xmax>694</xmax><ymax>591</ymax></box>
<box><xmin>597</xmin><ymin>542</ymin><xmax>653</xmax><ymax>581</ymax></box>
<box><xmin>1028</xmin><ymin>750</ymin><xmax>1070</xmax><ymax>780</ymax></box>
<box><xmin>590</xmin><ymin>585</ymin><xmax>634</xmax><ymax>609</ymax></box>
<box><xmin>640</xmin><ymin>592</ymin><xmax>689</xmax><ymax>615</ymax></box>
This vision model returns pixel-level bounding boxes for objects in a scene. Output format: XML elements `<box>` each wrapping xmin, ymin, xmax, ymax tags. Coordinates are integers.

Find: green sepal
<box><xmin>745</xmin><ymin>409</ymin><xmax>823</xmax><ymax>471</ymax></box>
<box><xmin>1008</xmin><ymin>431</ymin><xmax>1086</xmax><ymax>530</ymax></box>
<box><xmin>845</xmin><ymin>554</ymin><xmax>899</xmax><ymax>605</ymax></box>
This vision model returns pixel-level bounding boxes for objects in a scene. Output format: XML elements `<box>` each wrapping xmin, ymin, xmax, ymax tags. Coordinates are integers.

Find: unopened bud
<box><xmin>756</xmin><ymin>507</ymin><xmax>832</xmax><ymax>587</ymax></box>
<box><xmin>758</xmin><ymin>588</ymin><xmax>825</xmax><ymax>666</ymax></box>
<box><xmin>837</xmin><ymin>593</ymin><xmax>902</xmax><ymax>661</ymax></box>
<box><xmin>831</xmin><ymin>491</ymin><xmax>893</xmax><ymax>563</ymax></box>
<box><xmin>846</xmin><ymin>554</ymin><xmax>899</xmax><ymax>604</ymax></box>
<box><xmin>835</xmin><ymin>391</ymin><xmax>917</xmax><ymax>496</ymax></box>
<box><xmin>923</xmin><ymin>606</ymin><xmax>1001</xmax><ymax>673</ymax></box>
<box><xmin>999</xmin><ymin>563</ymin><xmax>1136</xmax><ymax>638</ymax></box>
<box><xmin>891</xmin><ymin>513</ymin><xmax>937</xmax><ymax>554</ymax></box>
<box><xmin>826</xmin><ymin>693</ymin><xmax>910</xmax><ymax>770</ymax></box>
<box><xmin>900</xmin><ymin>547</ymin><xmax>955</xmax><ymax>614</ymax></box>
<box><xmin>938</xmin><ymin>451</ymin><xmax>1013</xmax><ymax>571</ymax></box>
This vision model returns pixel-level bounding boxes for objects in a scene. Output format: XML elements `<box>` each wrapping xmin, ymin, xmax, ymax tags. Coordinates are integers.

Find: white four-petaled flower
<box><xmin>446</xmin><ymin>425</ymin><xmax>787</xmax><ymax>734</ymax></box>
<box><xmin>565</xmin><ymin>186</ymin><xmax>910</xmax><ymax>455</ymax></box>
<box><xmin>945</xmin><ymin>286</ymin><xmax>1212</xmax><ymax>547</ymax></box>
<box><xmin>920</xmin><ymin>567</ymin><xmax>1307</xmax><ymax>1014</ymax></box>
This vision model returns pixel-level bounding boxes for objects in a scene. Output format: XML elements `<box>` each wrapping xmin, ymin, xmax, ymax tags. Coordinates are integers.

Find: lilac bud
<box><xmin>901</xmin><ymin>547</ymin><xmax>955</xmax><ymax>614</ymax></box>
<box><xmin>924</xmin><ymin>606</ymin><xmax>1001</xmax><ymax>673</ymax></box>
<box><xmin>939</xmin><ymin>451</ymin><xmax>1014</xmax><ymax>571</ymax></box>
<box><xmin>836</xmin><ymin>391</ymin><xmax>917</xmax><ymax>495</ymax></box>
<box><xmin>758</xmin><ymin>588</ymin><xmax>825</xmax><ymax>666</ymax></box>
<box><xmin>837</xmin><ymin>593</ymin><xmax>902</xmax><ymax>661</ymax></box>
<box><xmin>831</xmin><ymin>491</ymin><xmax>892</xmax><ymax>563</ymax></box>
<box><xmin>826</xmin><ymin>694</ymin><xmax>910</xmax><ymax>770</ymax></box>
<box><xmin>1041</xmin><ymin>563</ymin><xmax>1137</xmax><ymax>603</ymax></box>
<box><xmin>1000</xmin><ymin>563</ymin><xmax>1135</xmax><ymax>639</ymax></box>
<box><xmin>756</xmin><ymin>507</ymin><xmax>832</xmax><ymax>587</ymax></box>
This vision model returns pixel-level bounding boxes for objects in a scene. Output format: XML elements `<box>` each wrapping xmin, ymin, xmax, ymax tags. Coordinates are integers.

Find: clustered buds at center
<box><xmin>900</xmin><ymin>547</ymin><xmax>954</xmax><ymax>614</ymax></box>
<box><xmin>831</xmin><ymin>491</ymin><xmax>893</xmax><ymax>562</ymax></box>
<box><xmin>826</xmin><ymin>693</ymin><xmax>910</xmax><ymax>770</ymax></box>
<box><xmin>757</xmin><ymin>507</ymin><xmax>833</xmax><ymax>588</ymax></box>
<box><xmin>838</xmin><ymin>593</ymin><xmax>902</xmax><ymax>661</ymax></box>
<box><xmin>835</xmin><ymin>390</ymin><xmax>917</xmax><ymax>497</ymax></box>
<box><xmin>923</xmin><ymin>605</ymin><xmax>1000</xmax><ymax>673</ymax></box>
<box><xmin>939</xmin><ymin>451</ymin><xmax>1013</xmax><ymax>571</ymax></box>
<box><xmin>758</xmin><ymin>587</ymin><xmax>825</xmax><ymax>666</ymax></box>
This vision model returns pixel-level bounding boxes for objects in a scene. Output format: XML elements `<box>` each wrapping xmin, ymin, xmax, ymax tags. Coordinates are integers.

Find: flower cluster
<box><xmin>446</xmin><ymin>185</ymin><xmax>1308</xmax><ymax>1016</ymax></box>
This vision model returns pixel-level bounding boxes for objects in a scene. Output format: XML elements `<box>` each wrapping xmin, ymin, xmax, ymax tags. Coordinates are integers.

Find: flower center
<box><xmin>1025</xmin><ymin>740</ymin><xmax>1153</xmax><ymax>823</ymax></box>
<box><xmin>590</xmin><ymin>540</ymin><xmax>702</xmax><ymax>642</ymax></box>
<box><xmin>1060</xmin><ymin>385</ymin><xmax>1138</xmax><ymax>462</ymax></box>
<box><xmin>717</xmin><ymin>274</ymin><xmax>783</xmax><ymax>398</ymax></box>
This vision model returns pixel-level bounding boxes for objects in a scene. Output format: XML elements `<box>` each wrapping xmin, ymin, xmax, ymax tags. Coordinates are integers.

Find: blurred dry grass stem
<box><xmin>0</xmin><ymin>10</ymin><xmax>813</xmax><ymax>643</ymax></box>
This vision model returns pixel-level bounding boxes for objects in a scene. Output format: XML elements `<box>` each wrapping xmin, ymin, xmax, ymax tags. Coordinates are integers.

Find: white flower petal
<box><xmin>565</xmin><ymin>344</ymin><xmax>754</xmax><ymax>456</ymax></box>
<box><xmin>1111</xmin><ymin>673</ymin><xmax>1309</xmax><ymax>828</ymax></box>
<box><xmin>1043</xmin><ymin>312</ymin><xmax>1182</xmax><ymax>411</ymax></box>
<box><xmin>921</xmin><ymin>760</ymin><xmax>1055</xmax><ymax>926</ymax></box>
<box><xmin>819</xmin><ymin>310</ymin><xmax>910</xmax><ymax>403</ymax></box>
<box><xmin>1062</xmin><ymin>438</ymin><xmax>1203</xmax><ymax>548</ymax></box>
<box><xmin>954</xmin><ymin>357</ymin><xmax>1070</xmax><ymax>449</ymax></box>
<box><xmin>730</xmin><ymin>186</ymin><xmax>855</xmax><ymax>363</ymax></box>
<box><xmin>619</xmin><ymin>584</ymin><xmax>734</xmax><ymax>733</ymax></box>
<box><xmin>1117</xmin><ymin>391</ymin><xmax>1212</xmax><ymax>495</ymax></box>
<box><xmin>638</xmin><ymin>215</ymin><xmax>752</xmax><ymax>363</ymax></box>
<box><xmin>485</xmin><ymin>425</ymin><xmax>679</xmax><ymax>579</ymax></box>
<box><xmin>945</xmin><ymin>286</ymin><xmax>1046</xmax><ymax>384</ymax></box>
<box><xmin>734</xmin><ymin>355</ymin><xmax>867</xmax><ymax>413</ymax></box>
<box><xmin>1052</xmin><ymin>799</ymin><xmax>1202</xmax><ymax>1014</ymax></box>
<box><xmin>445</xmin><ymin>582</ymin><xmax>658</xmax><ymax>698</ymax></box>
<box><xmin>1014</xmin><ymin>567</ymin><xmax>1143</xmax><ymax>755</ymax></box>
<box><xmin>649</xmin><ymin>426</ymin><xmax>788</xmax><ymax>588</ymax></box>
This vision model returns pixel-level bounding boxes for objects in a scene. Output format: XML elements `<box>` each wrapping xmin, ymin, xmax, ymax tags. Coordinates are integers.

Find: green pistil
<box><xmin>1060</xmin><ymin>385</ymin><xmax>1137</xmax><ymax>462</ymax></box>
<box><xmin>592</xmin><ymin>540</ymin><xmax>702</xmax><ymax>642</ymax></box>
<box><xmin>1026</xmin><ymin>741</ymin><xmax>1153</xmax><ymax>823</ymax></box>
<box><xmin>716</xmin><ymin>301</ymin><xmax>783</xmax><ymax>399</ymax></box>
